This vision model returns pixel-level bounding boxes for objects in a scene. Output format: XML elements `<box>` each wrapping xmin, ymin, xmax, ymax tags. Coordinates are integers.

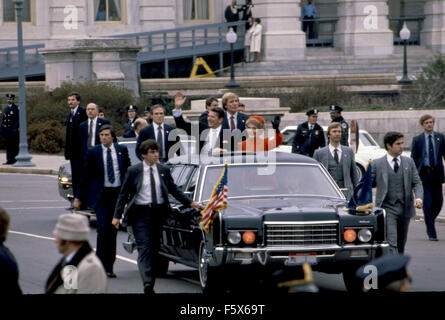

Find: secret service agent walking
<box><xmin>329</xmin><ymin>105</ymin><xmax>349</xmax><ymax>146</ymax></box>
<box><xmin>411</xmin><ymin>114</ymin><xmax>445</xmax><ymax>241</ymax></box>
<box><xmin>372</xmin><ymin>131</ymin><xmax>423</xmax><ymax>254</ymax></box>
<box><xmin>112</xmin><ymin>140</ymin><xmax>202</xmax><ymax>295</ymax></box>
<box><xmin>292</xmin><ymin>108</ymin><xmax>326</xmax><ymax>157</ymax></box>
<box><xmin>0</xmin><ymin>94</ymin><xmax>19</xmax><ymax>165</ymax></box>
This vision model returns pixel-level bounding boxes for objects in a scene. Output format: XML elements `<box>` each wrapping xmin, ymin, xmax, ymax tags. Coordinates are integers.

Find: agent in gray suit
<box><xmin>314</xmin><ymin>123</ymin><xmax>358</xmax><ymax>199</ymax></box>
<box><xmin>372</xmin><ymin>132</ymin><xmax>423</xmax><ymax>254</ymax></box>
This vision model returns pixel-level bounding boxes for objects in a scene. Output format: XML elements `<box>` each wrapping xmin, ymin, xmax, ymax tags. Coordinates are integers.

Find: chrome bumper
<box><xmin>212</xmin><ymin>243</ymin><xmax>390</xmax><ymax>267</ymax></box>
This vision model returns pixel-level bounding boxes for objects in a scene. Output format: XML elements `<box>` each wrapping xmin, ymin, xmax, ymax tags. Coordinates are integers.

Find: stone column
<box><xmin>334</xmin><ymin>0</ymin><xmax>393</xmax><ymax>55</ymax></box>
<box><xmin>422</xmin><ymin>0</ymin><xmax>445</xmax><ymax>53</ymax></box>
<box><xmin>39</xmin><ymin>38</ymin><xmax>141</xmax><ymax>96</ymax></box>
<box><xmin>253</xmin><ymin>0</ymin><xmax>306</xmax><ymax>61</ymax></box>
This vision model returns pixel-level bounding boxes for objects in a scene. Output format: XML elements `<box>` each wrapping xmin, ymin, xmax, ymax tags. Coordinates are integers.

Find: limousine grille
<box><xmin>264</xmin><ymin>222</ymin><xmax>339</xmax><ymax>246</ymax></box>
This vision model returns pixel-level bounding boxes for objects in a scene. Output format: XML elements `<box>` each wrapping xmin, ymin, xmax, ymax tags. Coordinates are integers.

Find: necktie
<box><xmin>230</xmin><ymin>116</ymin><xmax>236</xmax><ymax>131</ymax></box>
<box><xmin>428</xmin><ymin>134</ymin><xmax>435</xmax><ymax>167</ymax></box>
<box><xmin>157</xmin><ymin>126</ymin><xmax>164</xmax><ymax>159</ymax></box>
<box><xmin>150</xmin><ymin>167</ymin><xmax>158</xmax><ymax>205</ymax></box>
<box><xmin>393</xmin><ymin>158</ymin><xmax>399</xmax><ymax>173</ymax></box>
<box><xmin>334</xmin><ymin>148</ymin><xmax>339</xmax><ymax>164</ymax></box>
<box><xmin>107</xmin><ymin>148</ymin><xmax>115</xmax><ymax>183</ymax></box>
<box><xmin>70</xmin><ymin>111</ymin><xmax>74</xmax><ymax>121</ymax></box>
<box><xmin>87</xmin><ymin>120</ymin><xmax>93</xmax><ymax>148</ymax></box>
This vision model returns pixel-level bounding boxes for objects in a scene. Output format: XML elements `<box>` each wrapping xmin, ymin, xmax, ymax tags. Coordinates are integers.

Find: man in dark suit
<box><xmin>65</xmin><ymin>92</ymin><xmax>88</xmax><ymax>200</ymax></box>
<box><xmin>112</xmin><ymin>140</ymin><xmax>202</xmax><ymax>294</ymax></box>
<box><xmin>373</xmin><ymin>132</ymin><xmax>423</xmax><ymax>254</ymax></box>
<box><xmin>329</xmin><ymin>105</ymin><xmax>349</xmax><ymax>146</ymax></box>
<box><xmin>74</xmin><ymin>125</ymin><xmax>131</xmax><ymax>277</ymax></box>
<box><xmin>136</xmin><ymin>104</ymin><xmax>178</xmax><ymax>162</ymax></box>
<box><xmin>173</xmin><ymin>94</ymin><xmax>229</xmax><ymax>154</ymax></box>
<box><xmin>411</xmin><ymin>114</ymin><xmax>445</xmax><ymax>241</ymax></box>
<box><xmin>123</xmin><ymin>105</ymin><xmax>139</xmax><ymax>138</ymax></box>
<box><xmin>198</xmin><ymin>97</ymin><xmax>219</xmax><ymax>124</ymax></box>
<box><xmin>0</xmin><ymin>94</ymin><xmax>19</xmax><ymax>165</ymax></box>
<box><xmin>221</xmin><ymin>91</ymin><xmax>249</xmax><ymax>134</ymax></box>
<box><xmin>79</xmin><ymin>102</ymin><xmax>111</xmax><ymax>158</ymax></box>
<box><xmin>292</xmin><ymin>108</ymin><xmax>326</xmax><ymax>157</ymax></box>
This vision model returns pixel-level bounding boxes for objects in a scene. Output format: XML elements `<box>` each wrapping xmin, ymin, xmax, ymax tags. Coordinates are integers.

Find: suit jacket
<box><xmin>79</xmin><ymin>117</ymin><xmax>111</xmax><ymax>157</ymax></box>
<box><xmin>313</xmin><ymin>145</ymin><xmax>358</xmax><ymax>199</ymax></box>
<box><xmin>0</xmin><ymin>242</ymin><xmax>22</xmax><ymax>295</ymax></box>
<box><xmin>411</xmin><ymin>131</ymin><xmax>445</xmax><ymax>183</ymax></box>
<box><xmin>114</xmin><ymin>162</ymin><xmax>192</xmax><ymax>226</ymax></box>
<box><xmin>77</xmin><ymin>143</ymin><xmax>131</xmax><ymax>209</ymax></box>
<box><xmin>174</xmin><ymin>114</ymin><xmax>229</xmax><ymax>152</ymax></box>
<box><xmin>372</xmin><ymin>155</ymin><xmax>423</xmax><ymax>218</ymax></box>
<box><xmin>0</xmin><ymin>103</ymin><xmax>19</xmax><ymax>137</ymax></box>
<box><xmin>222</xmin><ymin>112</ymin><xmax>249</xmax><ymax>132</ymax></box>
<box><xmin>123</xmin><ymin>116</ymin><xmax>139</xmax><ymax>138</ymax></box>
<box><xmin>136</xmin><ymin>123</ymin><xmax>178</xmax><ymax>161</ymax></box>
<box><xmin>292</xmin><ymin>121</ymin><xmax>326</xmax><ymax>157</ymax></box>
<box><xmin>65</xmin><ymin>106</ymin><xmax>87</xmax><ymax>160</ymax></box>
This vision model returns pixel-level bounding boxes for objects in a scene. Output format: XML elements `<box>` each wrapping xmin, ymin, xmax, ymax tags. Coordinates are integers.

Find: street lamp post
<box><xmin>398</xmin><ymin>22</ymin><xmax>412</xmax><ymax>85</ymax></box>
<box><xmin>225</xmin><ymin>28</ymin><xmax>240</xmax><ymax>88</ymax></box>
<box><xmin>13</xmin><ymin>0</ymin><xmax>35</xmax><ymax>167</ymax></box>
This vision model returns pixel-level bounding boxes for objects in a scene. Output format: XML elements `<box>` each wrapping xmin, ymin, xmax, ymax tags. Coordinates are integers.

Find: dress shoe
<box><xmin>429</xmin><ymin>237</ymin><xmax>438</xmax><ymax>241</ymax></box>
<box><xmin>144</xmin><ymin>283</ymin><xmax>155</xmax><ymax>295</ymax></box>
<box><xmin>106</xmin><ymin>272</ymin><xmax>117</xmax><ymax>278</ymax></box>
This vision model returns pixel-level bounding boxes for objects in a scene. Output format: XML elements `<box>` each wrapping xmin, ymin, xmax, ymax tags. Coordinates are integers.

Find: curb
<box><xmin>0</xmin><ymin>167</ymin><xmax>58</xmax><ymax>176</ymax></box>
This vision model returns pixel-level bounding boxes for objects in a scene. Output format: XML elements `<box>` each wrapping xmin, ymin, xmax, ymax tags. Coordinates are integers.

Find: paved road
<box><xmin>1</xmin><ymin>173</ymin><xmax>445</xmax><ymax>294</ymax></box>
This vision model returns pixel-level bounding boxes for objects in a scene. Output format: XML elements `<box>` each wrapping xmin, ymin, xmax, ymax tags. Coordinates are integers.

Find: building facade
<box><xmin>1</xmin><ymin>0</ymin><xmax>445</xmax><ymax>59</ymax></box>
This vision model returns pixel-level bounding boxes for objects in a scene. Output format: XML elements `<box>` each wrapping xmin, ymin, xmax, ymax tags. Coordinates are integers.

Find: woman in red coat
<box><xmin>238</xmin><ymin>115</ymin><xmax>283</xmax><ymax>151</ymax></box>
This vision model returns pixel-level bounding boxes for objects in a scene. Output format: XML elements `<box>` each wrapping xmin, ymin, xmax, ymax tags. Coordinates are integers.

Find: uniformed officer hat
<box><xmin>126</xmin><ymin>105</ymin><xmax>137</xmax><ymax>112</ymax></box>
<box><xmin>329</xmin><ymin>105</ymin><xmax>343</xmax><ymax>113</ymax></box>
<box><xmin>355</xmin><ymin>254</ymin><xmax>412</xmax><ymax>291</ymax></box>
<box><xmin>266</xmin><ymin>263</ymin><xmax>319</xmax><ymax>293</ymax></box>
<box><xmin>306</xmin><ymin>108</ymin><xmax>319</xmax><ymax>116</ymax></box>
<box><xmin>145</xmin><ymin>106</ymin><xmax>152</xmax><ymax>113</ymax></box>
<box><xmin>5</xmin><ymin>93</ymin><xmax>15</xmax><ymax>100</ymax></box>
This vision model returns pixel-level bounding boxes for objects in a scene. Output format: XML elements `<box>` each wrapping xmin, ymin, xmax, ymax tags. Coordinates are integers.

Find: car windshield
<box><xmin>282</xmin><ymin>129</ymin><xmax>296</xmax><ymax>146</ymax></box>
<box><xmin>200</xmin><ymin>163</ymin><xmax>340</xmax><ymax>201</ymax></box>
<box><xmin>359</xmin><ymin>132</ymin><xmax>379</xmax><ymax>147</ymax></box>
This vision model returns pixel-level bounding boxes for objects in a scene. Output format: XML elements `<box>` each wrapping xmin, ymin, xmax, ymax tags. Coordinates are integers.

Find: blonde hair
<box><xmin>222</xmin><ymin>92</ymin><xmax>239</xmax><ymax>110</ymax></box>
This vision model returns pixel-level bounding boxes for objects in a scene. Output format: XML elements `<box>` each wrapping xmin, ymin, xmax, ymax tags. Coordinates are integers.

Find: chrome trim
<box><xmin>264</xmin><ymin>221</ymin><xmax>339</xmax><ymax>225</ymax></box>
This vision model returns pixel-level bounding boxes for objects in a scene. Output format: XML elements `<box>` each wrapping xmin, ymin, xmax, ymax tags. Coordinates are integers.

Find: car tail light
<box><xmin>242</xmin><ymin>231</ymin><xmax>256</xmax><ymax>244</ymax></box>
<box><xmin>344</xmin><ymin>229</ymin><xmax>357</xmax><ymax>243</ymax></box>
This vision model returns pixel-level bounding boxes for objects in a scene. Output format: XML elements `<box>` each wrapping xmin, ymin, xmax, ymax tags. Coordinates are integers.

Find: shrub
<box><xmin>27</xmin><ymin>120</ymin><xmax>65</xmax><ymax>153</ymax></box>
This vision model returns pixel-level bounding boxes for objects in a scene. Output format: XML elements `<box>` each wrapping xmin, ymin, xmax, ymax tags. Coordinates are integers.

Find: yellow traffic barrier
<box><xmin>190</xmin><ymin>57</ymin><xmax>244</xmax><ymax>78</ymax></box>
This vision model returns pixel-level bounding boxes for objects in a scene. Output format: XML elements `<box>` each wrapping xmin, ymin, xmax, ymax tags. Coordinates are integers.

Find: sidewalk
<box><xmin>1</xmin><ymin>151</ymin><xmax>444</xmax><ymax>223</ymax></box>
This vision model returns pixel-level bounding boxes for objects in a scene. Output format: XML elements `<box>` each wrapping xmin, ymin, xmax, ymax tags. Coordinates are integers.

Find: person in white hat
<box><xmin>45</xmin><ymin>214</ymin><xmax>107</xmax><ymax>294</ymax></box>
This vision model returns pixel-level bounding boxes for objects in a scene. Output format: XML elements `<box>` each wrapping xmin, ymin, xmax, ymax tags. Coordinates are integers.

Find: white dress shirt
<box><xmin>386</xmin><ymin>154</ymin><xmax>401</xmax><ymax>170</ymax></box>
<box><xmin>328</xmin><ymin>144</ymin><xmax>342</xmax><ymax>161</ymax></box>
<box><xmin>135</xmin><ymin>161</ymin><xmax>164</xmax><ymax>205</ymax></box>
<box><xmin>226</xmin><ymin>112</ymin><xmax>238</xmax><ymax>130</ymax></box>
<box><xmin>203</xmin><ymin>125</ymin><xmax>222</xmax><ymax>152</ymax></box>
<box><xmin>88</xmin><ymin>117</ymin><xmax>97</xmax><ymax>146</ymax></box>
<box><xmin>102</xmin><ymin>144</ymin><xmax>121</xmax><ymax>188</ymax></box>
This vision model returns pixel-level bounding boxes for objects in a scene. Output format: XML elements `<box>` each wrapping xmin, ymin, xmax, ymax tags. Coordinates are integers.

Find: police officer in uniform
<box><xmin>123</xmin><ymin>105</ymin><xmax>139</xmax><ymax>138</ymax></box>
<box><xmin>292</xmin><ymin>108</ymin><xmax>326</xmax><ymax>157</ymax></box>
<box><xmin>0</xmin><ymin>94</ymin><xmax>19</xmax><ymax>165</ymax></box>
<box><xmin>329</xmin><ymin>105</ymin><xmax>349</xmax><ymax>146</ymax></box>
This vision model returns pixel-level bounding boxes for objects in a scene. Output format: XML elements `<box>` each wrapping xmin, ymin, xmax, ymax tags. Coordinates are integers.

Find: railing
<box><xmin>389</xmin><ymin>17</ymin><xmax>424</xmax><ymax>45</ymax></box>
<box><xmin>302</xmin><ymin>18</ymin><xmax>338</xmax><ymax>47</ymax></box>
<box><xmin>109</xmin><ymin>21</ymin><xmax>247</xmax><ymax>78</ymax></box>
<box><xmin>0</xmin><ymin>44</ymin><xmax>45</xmax><ymax>79</ymax></box>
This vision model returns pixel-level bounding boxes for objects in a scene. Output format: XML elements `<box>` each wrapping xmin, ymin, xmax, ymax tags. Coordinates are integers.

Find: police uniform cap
<box><xmin>5</xmin><ymin>93</ymin><xmax>15</xmax><ymax>99</ymax></box>
<box><xmin>355</xmin><ymin>254</ymin><xmax>411</xmax><ymax>290</ymax></box>
<box><xmin>329</xmin><ymin>105</ymin><xmax>343</xmax><ymax>113</ymax></box>
<box><xmin>145</xmin><ymin>106</ymin><xmax>152</xmax><ymax>113</ymax></box>
<box><xmin>127</xmin><ymin>105</ymin><xmax>137</xmax><ymax>112</ymax></box>
<box><xmin>306</xmin><ymin>108</ymin><xmax>319</xmax><ymax>116</ymax></box>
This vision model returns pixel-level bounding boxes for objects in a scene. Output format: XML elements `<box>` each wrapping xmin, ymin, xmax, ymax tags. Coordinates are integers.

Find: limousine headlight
<box><xmin>358</xmin><ymin>228</ymin><xmax>372</xmax><ymax>243</ymax></box>
<box><xmin>228</xmin><ymin>231</ymin><xmax>242</xmax><ymax>245</ymax></box>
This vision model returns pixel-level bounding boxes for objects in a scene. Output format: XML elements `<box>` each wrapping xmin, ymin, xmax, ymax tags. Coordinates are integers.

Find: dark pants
<box><xmin>5</xmin><ymin>132</ymin><xmax>19</xmax><ymax>164</ymax></box>
<box><xmin>95</xmin><ymin>187</ymin><xmax>120</xmax><ymax>273</ymax></box>
<box><xmin>131</xmin><ymin>204</ymin><xmax>167</xmax><ymax>287</ymax></box>
<box><xmin>70</xmin><ymin>156</ymin><xmax>82</xmax><ymax>200</ymax></box>
<box><xmin>302</xmin><ymin>16</ymin><xmax>315</xmax><ymax>39</ymax></box>
<box><xmin>420</xmin><ymin>167</ymin><xmax>443</xmax><ymax>238</ymax></box>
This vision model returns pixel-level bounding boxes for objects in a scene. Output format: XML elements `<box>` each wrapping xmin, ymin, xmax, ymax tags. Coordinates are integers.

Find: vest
<box><xmin>327</xmin><ymin>151</ymin><xmax>345</xmax><ymax>188</ymax></box>
<box><xmin>383</xmin><ymin>161</ymin><xmax>405</xmax><ymax>207</ymax></box>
